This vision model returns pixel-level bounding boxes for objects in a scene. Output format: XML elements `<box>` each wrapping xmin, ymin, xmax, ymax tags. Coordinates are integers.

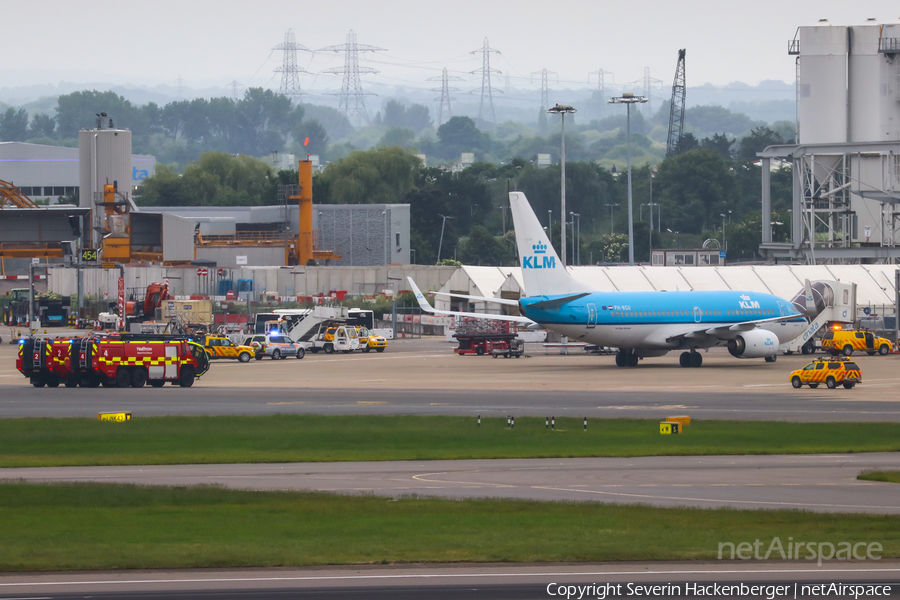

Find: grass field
<box><xmin>858</xmin><ymin>470</ymin><xmax>900</xmax><ymax>484</ymax></box>
<box><xmin>1</xmin><ymin>481</ymin><xmax>897</xmax><ymax>571</ymax></box>
<box><xmin>1</xmin><ymin>416</ymin><xmax>899</xmax><ymax>467</ymax></box>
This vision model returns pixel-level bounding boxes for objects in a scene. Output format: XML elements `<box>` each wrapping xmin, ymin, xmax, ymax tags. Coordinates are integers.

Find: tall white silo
<box><xmin>797</xmin><ymin>25</ymin><xmax>849</xmax><ymax>145</ymax></box>
<box><xmin>79</xmin><ymin>114</ymin><xmax>133</xmax><ymax>248</ymax></box>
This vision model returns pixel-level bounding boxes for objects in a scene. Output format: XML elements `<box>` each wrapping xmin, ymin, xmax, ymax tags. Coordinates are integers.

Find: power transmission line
<box><xmin>318</xmin><ymin>30</ymin><xmax>386</xmax><ymax>125</ymax></box>
<box><xmin>273</xmin><ymin>29</ymin><xmax>310</xmax><ymax>102</ymax></box>
<box><xmin>531</xmin><ymin>68</ymin><xmax>558</xmax><ymax>109</ymax></box>
<box><xmin>469</xmin><ymin>37</ymin><xmax>502</xmax><ymax>122</ymax></box>
<box><xmin>428</xmin><ymin>67</ymin><xmax>465</xmax><ymax>127</ymax></box>
<box><xmin>228</xmin><ymin>80</ymin><xmax>243</xmax><ymax>100</ymax></box>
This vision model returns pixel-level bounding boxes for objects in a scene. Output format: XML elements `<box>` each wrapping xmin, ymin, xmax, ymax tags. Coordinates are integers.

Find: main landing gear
<box><xmin>679</xmin><ymin>350</ymin><xmax>703</xmax><ymax>368</ymax></box>
<box><xmin>615</xmin><ymin>349</ymin><xmax>639</xmax><ymax>367</ymax></box>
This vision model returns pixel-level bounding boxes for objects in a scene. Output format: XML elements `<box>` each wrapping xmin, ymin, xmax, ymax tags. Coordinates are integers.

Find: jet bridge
<box><xmin>782</xmin><ymin>280</ymin><xmax>857</xmax><ymax>354</ymax></box>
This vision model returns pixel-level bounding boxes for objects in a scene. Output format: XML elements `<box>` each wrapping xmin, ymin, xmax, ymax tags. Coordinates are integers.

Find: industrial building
<box><xmin>141</xmin><ymin>203</ymin><xmax>410</xmax><ymax>268</ymax></box>
<box><xmin>759</xmin><ymin>21</ymin><xmax>900</xmax><ymax>263</ymax></box>
<box><xmin>0</xmin><ymin>140</ymin><xmax>155</xmax><ymax>206</ymax></box>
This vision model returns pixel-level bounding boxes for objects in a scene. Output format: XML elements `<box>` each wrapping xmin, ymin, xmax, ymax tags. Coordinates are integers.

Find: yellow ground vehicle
<box><xmin>790</xmin><ymin>357</ymin><xmax>861</xmax><ymax>389</ymax></box>
<box><xmin>202</xmin><ymin>335</ymin><xmax>255</xmax><ymax>363</ymax></box>
<box><xmin>309</xmin><ymin>324</ymin><xmax>359</xmax><ymax>354</ymax></box>
<box><xmin>821</xmin><ymin>329</ymin><xmax>891</xmax><ymax>356</ymax></box>
<box><xmin>356</xmin><ymin>327</ymin><xmax>387</xmax><ymax>353</ymax></box>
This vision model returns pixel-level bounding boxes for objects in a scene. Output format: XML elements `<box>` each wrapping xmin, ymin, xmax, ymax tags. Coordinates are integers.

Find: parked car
<box><xmin>242</xmin><ymin>334</ymin><xmax>305</xmax><ymax>360</ymax></box>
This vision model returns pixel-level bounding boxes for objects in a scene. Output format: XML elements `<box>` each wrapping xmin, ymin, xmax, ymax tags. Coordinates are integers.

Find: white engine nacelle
<box><xmin>727</xmin><ymin>329</ymin><xmax>778</xmax><ymax>359</ymax></box>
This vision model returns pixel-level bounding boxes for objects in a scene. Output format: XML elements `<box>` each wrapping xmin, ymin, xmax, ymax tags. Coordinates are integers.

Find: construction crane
<box><xmin>0</xmin><ymin>179</ymin><xmax>39</xmax><ymax>209</ymax></box>
<box><xmin>666</xmin><ymin>49</ymin><xmax>687</xmax><ymax>158</ymax></box>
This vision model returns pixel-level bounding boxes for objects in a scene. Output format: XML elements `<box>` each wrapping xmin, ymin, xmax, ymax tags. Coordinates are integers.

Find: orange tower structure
<box><xmin>290</xmin><ymin>159</ymin><xmax>339</xmax><ymax>265</ymax></box>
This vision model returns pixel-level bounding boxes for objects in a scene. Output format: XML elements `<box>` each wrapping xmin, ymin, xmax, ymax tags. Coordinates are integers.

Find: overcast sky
<box><xmin>3</xmin><ymin>0</ymin><xmax>898</xmax><ymax>96</ymax></box>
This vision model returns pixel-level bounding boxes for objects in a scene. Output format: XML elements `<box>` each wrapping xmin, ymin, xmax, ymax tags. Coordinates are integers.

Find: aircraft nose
<box><xmin>518</xmin><ymin>299</ymin><xmax>527</xmax><ymax>317</ymax></box>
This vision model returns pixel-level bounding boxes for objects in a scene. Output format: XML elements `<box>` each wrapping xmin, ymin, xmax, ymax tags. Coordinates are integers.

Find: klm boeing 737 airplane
<box><xmin>504</xmin><ymin>191</ymin><xmax>810</xmax><ymax>367</ymax></box>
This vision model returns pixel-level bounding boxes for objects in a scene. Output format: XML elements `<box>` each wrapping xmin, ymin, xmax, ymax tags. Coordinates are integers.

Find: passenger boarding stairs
<box><xmin>782</xmin><ymin>280</ymin><xmax>856</xmax><ymax>354</ymax></box>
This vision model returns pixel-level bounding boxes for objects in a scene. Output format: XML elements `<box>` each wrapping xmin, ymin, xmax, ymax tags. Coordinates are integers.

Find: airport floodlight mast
<box><xmin>428</xmin><ymin>68</ymin><xmax>465</xmax><ymax>127</ymax></box>
<box><xmin>666</xmin><ymin>49</ymin><xmax>687</xmax><ymax>157</ymax></box>
<box><xmin>319</xmin><ymin>30</ymin><xmax>386</xmax><ymax>125</ymax></box>
<box><xmin>470</xmin><ymin>37</ymin><xmax>502</xmax><ymax>122</ymax></box>
<box><xmin>273</xmin><ymin>29</ymin><xmax>310</xmax><ymax>102</ymax></box>
<box><xmin>531</xmin><ymin>68</ymin><xmax>558</xmax><ymax>110</ymax></box>
<box><xmin>608</xmin><ymin>92</ymin><xmax>648</xmax><ymax>265</ymax></box>
<box><xmin>547</xmin><ymin>103</ymin><xmax>577</xmax><ymax>267</ymax></box>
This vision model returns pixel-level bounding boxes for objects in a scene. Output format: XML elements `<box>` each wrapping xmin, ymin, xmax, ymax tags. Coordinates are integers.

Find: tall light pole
<box><xmin>720</xmin><ymin>213</ymin><xmax>727</xmax><ymax>250</ymax></box>
<box><xmin>547</xmin><ymin>103</ymin><xmax>577</xmax><ymax>267</ymax></box>
<box><xmin>497</xmin><ymin>205</ymin><xmax>507</xmax><ymax>235</ymax></box>
<box><xmin>437</xmin><ymin>214</ymin><xmax>454</xmax><ymax>263</ymax></box>
<box><xmin>609</xmin><ymin>92</ymin><xmax>648</xmax><ymax>265</ymax></box>
<box><xmin>604</xmin><ymin>203</ymin><xmax>617</xmax><ymax>235</ymax></box>
<box><xmin>571</xmin><ymin>212</ymin><xmax>580</xmax><ymax>265</ymax></box>
<box><xmin>548</xmin><ymin>210</ymin><xmax>552</xmax><ymax>234</ymax></box>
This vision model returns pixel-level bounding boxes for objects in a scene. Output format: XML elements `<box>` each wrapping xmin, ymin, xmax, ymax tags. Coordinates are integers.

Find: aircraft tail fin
<box><xmin>508</xmin><ymin>191</ymin><xmax>593</xmax><ymax>297</ymax></box>
<box><xmin>804</xmin><ymin>279</ymin><xmax>817</xmax><ymax>316</ymax></box>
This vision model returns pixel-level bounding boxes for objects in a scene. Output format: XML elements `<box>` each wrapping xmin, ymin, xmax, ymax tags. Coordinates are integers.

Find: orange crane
<box><xmin>0</xmin><ymin>179</ymin><xmax>40</xmax><ymax>209</ymax></box>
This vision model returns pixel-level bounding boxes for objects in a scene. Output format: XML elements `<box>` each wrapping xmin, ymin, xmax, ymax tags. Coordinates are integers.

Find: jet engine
<box><xmin>727</xmin><ymin>329</ymin><xmax>778</xmax><ymax>358</ymax></box>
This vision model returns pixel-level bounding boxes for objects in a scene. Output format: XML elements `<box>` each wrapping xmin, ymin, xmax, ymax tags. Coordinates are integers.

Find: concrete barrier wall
<box><xmin>48</xmin><ymin>265</ymin><xmax>456</xmax><ymax>300</ymax></box>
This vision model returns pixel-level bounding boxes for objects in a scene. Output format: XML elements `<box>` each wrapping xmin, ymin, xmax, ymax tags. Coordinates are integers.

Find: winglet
<box><xmin>407</xmin><ymin>277</ymin><xmax>436</xmax><ymax>314</ymax></box>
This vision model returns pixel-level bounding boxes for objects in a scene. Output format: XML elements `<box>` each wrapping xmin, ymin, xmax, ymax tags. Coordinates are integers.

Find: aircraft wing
<box><xmin>407</xmin><ymin>277</ymin><xmax>535</xmax><ymax>325</ymax></box>
<box><xmin>663</xmin><ymin>313</ymin><xmax>806</xmax><ymax>344</ymax></box>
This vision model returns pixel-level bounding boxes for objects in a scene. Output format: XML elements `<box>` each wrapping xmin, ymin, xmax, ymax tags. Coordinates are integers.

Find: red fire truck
<box><xmin>17</xmin><ymin>334</ymin><xmax>210</xmax><ymax>388</ymax></box>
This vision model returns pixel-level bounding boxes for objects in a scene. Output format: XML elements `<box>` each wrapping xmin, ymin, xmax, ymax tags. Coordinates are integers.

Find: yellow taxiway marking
<box><xmin>357</xmin><ymin>401</ymin><xmax>386</xmax><ymax>405</ymax></box>
<box><xmin>266</xmin><ymin>401</ymin><xmax>306</xmax><ymax>405</ymax></box>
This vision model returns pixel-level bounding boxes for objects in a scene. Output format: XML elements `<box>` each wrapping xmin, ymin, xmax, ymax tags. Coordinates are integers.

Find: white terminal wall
<box><xmin>0</xmin><ymin>141</ymin><xmax>154</xmax><ymax>202</ymax></box>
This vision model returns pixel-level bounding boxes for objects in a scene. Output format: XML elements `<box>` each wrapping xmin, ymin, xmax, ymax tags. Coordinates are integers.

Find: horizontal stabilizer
<box><xmin>526</xmin><ymin>293</ymin><xmax>590</xmax><ymax>310</ymax></box>
<box><xmin>407</xmin><ymin>277</ymin><xmax>534</xmax><ymax>325</ymax></box>
<box><xmin>434</xmin><ymin>291</ymin><xmax>519</xmax><ymax>306</ymax></box>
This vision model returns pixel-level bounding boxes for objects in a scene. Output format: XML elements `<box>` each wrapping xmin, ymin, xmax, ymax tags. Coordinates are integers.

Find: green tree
<box><xmin>136</xmin><ymin>164</ymin><xmax>185</xmax><ymax>206</ymax></box>
<box><xmin>655</xmin><ymin>149</ymin><xmax>735</xmax><ymax>235</ymax></box>
<box><xmin>683</xmin><ymin>105</ymin><xmax>763</xmax><ymax>138</ymax></box>
<box><xmin>137</xmin><ymin>152</ymin><xmax>276</xmax><ymax>206</ymax></box>
<box><xmin>736</xmin><ymin>127</ymin><xmax>784</xmax><ymax>160</ymax></box>
<box><xmin>380</xmin><ymin>126</ymin><xmax>415</xmax><ymax>148</ymax></box>
<box><xmin>673</xmin><ymin>132</ymin><xmax>700</xmax><ymax>154</ymax></box>
<box><xmin>457</xmin><ymin>225</ymin><xmax>514</xmax><ymax>266</ymax></box>
<box><xmin>321</xmin><ymin>146</ymin><xmax>421</xmax><ymax>205</ymax></box>
<box><xmin>28</xmin><ymin>113</ymin><xmax>56</xmax><ymax>139</ymax></box>
<box><xmin>701</xmin><ymin>133</ymin><xmax>734</xmax><ymax>161</ymax></box>
<box><xmin>0</xmin><ymin>108</ymin><xmax>29</xmax><ymax>141</ymax></box>
<box><xmin>293</xmin><ymin>119</ymin><xmax>329</xmax><ymax>157</ymax></box>
<box><xmin>56</xmin><ymin>91</ymin><xmax>139</xmax><ymax>138</ymax></box>
<box><xmin>404</xmin><ymin>103</ymin><xmax>432</xmax><ymax>131</ymax></box>
<box><xmin>436</xmin><ymin>116</ymin><xmax>489</xmax><ymax>160</ymax></box>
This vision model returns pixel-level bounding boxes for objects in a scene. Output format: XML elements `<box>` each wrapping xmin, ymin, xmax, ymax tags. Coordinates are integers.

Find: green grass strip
<box><xmin>1</xmin><ymin>416</ymin><xmax>899</xmax><ymax>467</ymax></box>
<box><xmin>858</xmin><ymin>470</ymin><xmax>900</xmax><ymax>484</ymax></box>
<box><xmin>0</xmin><ymin>481</ymin><xmax>897</xmax><ymax>571</ymax></box>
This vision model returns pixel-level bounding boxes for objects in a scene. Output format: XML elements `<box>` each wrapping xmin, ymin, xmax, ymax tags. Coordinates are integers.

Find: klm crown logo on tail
<box><xmin>523</xmin><ymin>242</ymin><xmax>556</xmax><ymax>269</ymax></box>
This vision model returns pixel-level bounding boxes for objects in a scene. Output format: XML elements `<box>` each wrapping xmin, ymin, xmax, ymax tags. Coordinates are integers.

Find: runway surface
<box><xmin>1</xmin><ymin>562</ymin><xmax>899</xmax><ymax>598</ymax></box>
<box><xmin>3</xmin><ymin>339</ymin><xmax>900</xmax><ymax>421</ymax></box>
<box><xmin>4</xmin><ymin>452</ymin><xmax>899</xmax><ymax>513</ymax></box>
